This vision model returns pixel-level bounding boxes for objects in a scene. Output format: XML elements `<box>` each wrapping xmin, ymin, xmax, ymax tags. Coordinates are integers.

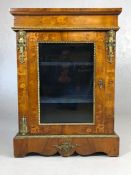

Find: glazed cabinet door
<box><xmin>22</xmin><ymin>31</ymin><xmax>113</xmax><ymax>135</ymax></box>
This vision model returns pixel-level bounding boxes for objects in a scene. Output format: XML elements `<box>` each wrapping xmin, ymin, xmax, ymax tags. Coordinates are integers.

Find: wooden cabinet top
<box><xmin>10</xmin><ymin>8</ymin><xmax>122</xmax><ymax>31</ymax></box>
<box><xmin>10</xmin><ymin>8</ymin><xmax>122</xmax><ymax>15</ymax></box>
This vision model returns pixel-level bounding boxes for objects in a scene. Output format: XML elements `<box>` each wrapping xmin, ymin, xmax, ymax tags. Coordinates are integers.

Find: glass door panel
<box><xmin>38</xmin><ymin>43</ymin><xmax>94</xmax><ymax>123</ymax></box>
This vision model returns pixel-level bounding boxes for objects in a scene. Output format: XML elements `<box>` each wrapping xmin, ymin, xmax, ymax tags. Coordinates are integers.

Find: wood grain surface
<box><xmin>11</xmin><ymin>8</ymin><xmax>122</xmax><ymax>157</ymax></box>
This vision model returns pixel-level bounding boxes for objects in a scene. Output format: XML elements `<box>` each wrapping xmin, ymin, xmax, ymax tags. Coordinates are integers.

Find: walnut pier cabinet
<box><xmin>10</xmin><ymin>8</ymin><xmax>122</xmax><ymax>157</ymax></box>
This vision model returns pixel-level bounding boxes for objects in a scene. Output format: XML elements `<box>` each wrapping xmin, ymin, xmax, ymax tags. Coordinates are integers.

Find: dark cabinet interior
<box><xmin>39</xmin><ymin>43</ymin><xmax>94</xmax><ymax>123</ymax></box>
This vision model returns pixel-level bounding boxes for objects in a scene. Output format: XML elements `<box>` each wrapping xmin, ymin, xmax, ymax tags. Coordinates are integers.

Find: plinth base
<box><xmin>14</xmin><ymin>134</ymin><xmax>119</xmax><ymax>157</ymax></box>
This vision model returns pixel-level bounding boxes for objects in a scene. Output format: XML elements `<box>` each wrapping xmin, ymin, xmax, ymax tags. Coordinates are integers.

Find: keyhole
<box><xmin>98</xmin><ymin>80</ymin><xmax>104</xmax><ymax>89</ymax></box>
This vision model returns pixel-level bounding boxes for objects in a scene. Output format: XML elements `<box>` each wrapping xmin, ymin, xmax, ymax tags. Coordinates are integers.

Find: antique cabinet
<box><xmin>10</xmin><ymin>8</ymin><xmax>122</xmax><ymax>157</ymax></box>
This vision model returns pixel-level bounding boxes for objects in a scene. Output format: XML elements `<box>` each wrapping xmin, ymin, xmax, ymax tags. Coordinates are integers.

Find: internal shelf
<box><xmin>39</xmin><ymin>62</ymin><xmax>93</xmax><ymax>66</ymax></box>
<box><xmin>40</xmin><ymin>96</ymin><xmax>93</xmax><ymax>103</ymax></box>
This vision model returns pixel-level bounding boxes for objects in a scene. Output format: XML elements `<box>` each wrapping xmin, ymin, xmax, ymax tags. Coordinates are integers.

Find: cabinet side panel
<box><xmin>17</xmin><ymin>31</ymin><xmax>29</xmax><ymax>134</ymax></box>
<box><xmin>104</xmin><ymin>30</ymin><xmax>116</xmax><ymax>133</ymax></box>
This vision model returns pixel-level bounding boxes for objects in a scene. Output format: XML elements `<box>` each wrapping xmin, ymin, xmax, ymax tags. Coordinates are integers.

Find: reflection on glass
<box><xmin>39</xmin><ymin>43</ymin><xmax>94</xmax><ymax>123</ymax></box>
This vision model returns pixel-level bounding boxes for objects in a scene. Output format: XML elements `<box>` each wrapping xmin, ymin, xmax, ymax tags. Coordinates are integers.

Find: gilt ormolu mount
<box><xmin>10</xmin><ymin>8</ymin><xmax>122</xmax><ymax>157</ymax></box>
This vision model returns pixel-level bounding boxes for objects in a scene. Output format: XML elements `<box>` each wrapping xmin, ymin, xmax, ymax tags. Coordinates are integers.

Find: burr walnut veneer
<box><xmin>10</xmin><ymin>8</ymin><xmax>122</xmax><ymax>157</ymax></box>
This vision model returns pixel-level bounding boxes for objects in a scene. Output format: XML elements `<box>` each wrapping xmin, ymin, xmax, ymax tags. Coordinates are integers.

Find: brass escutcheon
<box><xmin>98</xmin><ymin>79</ymin><xmax>104</xmax><ymax>89</ymax></box>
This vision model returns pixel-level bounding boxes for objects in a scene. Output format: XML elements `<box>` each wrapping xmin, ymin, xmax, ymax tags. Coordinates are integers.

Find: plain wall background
<box><xmin>0</xmin><ymin>0</ymin><xmax>131</xmax><ymax>123</ymax></box>
<box><xmin>0</xmin><ymin>1</ymin><xmax>131</xmax><ymax>175</ymax></box>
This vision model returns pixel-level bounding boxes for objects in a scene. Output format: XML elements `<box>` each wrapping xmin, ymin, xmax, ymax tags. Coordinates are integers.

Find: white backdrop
<box><xmin>0</xmin><ymin>0</ymin><xmax>131</xmax><ymax>119</ymax></box>
<box><xmin>0</xmin><ymin>1</ymin><xmax>131</xmax><ymax>175</ymax></box>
